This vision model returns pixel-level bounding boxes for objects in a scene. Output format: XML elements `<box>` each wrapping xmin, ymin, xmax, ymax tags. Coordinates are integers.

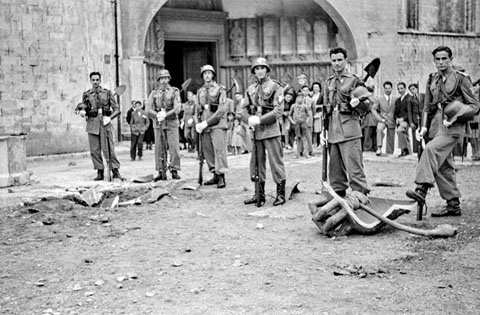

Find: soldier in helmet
<box><xmin>240</xmin><ymin>57</ymin><xmax>287</xmax><ymax>207</ymax></box>
<box><xmin>323</xmin><ymin>47</ymin><xmax>371</xmax><ymax>198</ymax></box>
<box><xmin>79</xmin><ymin>72</ymin><xmax>124</xmax><ymax>181</ymax></box>
<box><xmin>406</xmin><ymin>46</ymin><xmax>480</xmax><ymax>216</ymax></box>
<box><xmin>146</xmin><ymin>69</ymin><xmax>182</xmax><ymax>181</ymax></box>
<box><xmin>195</xmin><ymin>64</ymin><xmax>228</xmax><ymax>188</ymax></box>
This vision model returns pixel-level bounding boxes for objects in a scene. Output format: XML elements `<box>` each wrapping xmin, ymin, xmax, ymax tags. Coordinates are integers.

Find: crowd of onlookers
<box><xmin>125</xmin><ymin>74</ymin><xmax>480</xmax><ymax>162</ymax></box>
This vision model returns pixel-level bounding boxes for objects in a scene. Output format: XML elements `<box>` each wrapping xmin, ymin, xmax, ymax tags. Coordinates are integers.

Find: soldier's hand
<box><xmin>443</xmin><ymin>117</ymin><xmax>453</xmax><ymax>128</ymax></box>
<box><xmin>157</xmin><ymin>110</ymin><xmax>166</xmax><ymax>122</ymax></box>
<box><xmin>320</xmin><ymin>132</ymin><xmax>328</xmax><ymax>146</ymax></box>
<box><xmin>196</xmin><ymin>121</ymin><xmax>208</xmax><ymax>133</ymax></box>
<box><xmin>248</xmin><ymin>115</ymin><xmax>260</xmax><ymax>127</ymax></box>
<box><xmin>103</xmin><ymin>116</ymin><xmax>111</xmax><ymax>126</ymax></box>
<box><xmin>350</xmin><ymin>97</ymin><xmax>360</xmax><ymax>108</ymax></box>
<box><xmin>415</xmin><ymin>127</ymin><xmax>427</xmax><ymax>141</ymax></box>
<box><xmin>79</xmin><ymin>110</ymin><xmax>86</xmax><ymax>118</ymax></box>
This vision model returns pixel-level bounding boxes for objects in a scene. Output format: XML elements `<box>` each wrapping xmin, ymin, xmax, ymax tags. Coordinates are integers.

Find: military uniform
<box><xmin>197</xmin><ymin>80</ymin><xmax>229</xmax><ymax>182</ymax></box>
<box><xmin>240</xmin><ymin>71</ymin><xmax>286</xmax><ymax>206</ymax></box>
<box><xmin>324</xmin><ymin>72</ymin><xmax>369</xmax><ymax>196</ymax></box>
<box><xmin>82</xmin><ymin>86</ymin><xmax>121</xmax><ymax>176</ymax></box>
<box><xmin>412</xmin><ymin>70</ymin><xmax>479</xmax><ymax>203</ymax></box>
<box><xmin>146</xmin><ymin>81</ymin><xmax>181</xmax><ymax>177</ymax></box>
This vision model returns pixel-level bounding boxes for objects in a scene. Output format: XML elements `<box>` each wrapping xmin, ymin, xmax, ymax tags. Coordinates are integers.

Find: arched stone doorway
<box><xmin>120</xmin><ymin>0</ymin><xmax>358</xmax><ymax>137</ymax></box>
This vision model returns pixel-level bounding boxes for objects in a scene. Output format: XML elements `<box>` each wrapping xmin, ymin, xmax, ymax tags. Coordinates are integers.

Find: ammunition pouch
<box><xmin>86</xmin><ymin>110</ymin><xmax>97</xmax><ymax>118</ymax></box>
<box><xmin>209</xmin><ymin>103</ymin><xmax>219</xmax><ymax>113</ymax></box>
<box><xmin>103</xmin><ymin>108</ymin><xmax>112</xmax><ymax>117</ymax></box>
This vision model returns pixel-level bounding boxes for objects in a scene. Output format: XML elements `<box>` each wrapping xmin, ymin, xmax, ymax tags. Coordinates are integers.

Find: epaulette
<box><xmin>455</xmin><ymin>70</ymin><xmax>472</xmax><ymax>82</ymax></box>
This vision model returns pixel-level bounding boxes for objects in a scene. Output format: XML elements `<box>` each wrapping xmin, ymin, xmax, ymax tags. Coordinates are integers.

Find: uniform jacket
<box><xmin>240</xmin><ymin>76</ymin><xmax>284</xmax><ymax>140</ymax></box>
<box><xmin>196</xmin><ymin>81</ymin><xmax>227</xmax><ymax>131</ymax></box>
<box><xmin>146</xmin><ymin>84</ymin><xmax>181</xmax><ymax>130</ymax></box>
<box><xmin>323</xmin><ymin>71</ymin><xmax>365</xmax><ymax>143</ymax></box>
<box><xmin>424</xmin><ymin>70</ymin><xmax>480</xmax><ymax>138</ymax></box>
<box><xmin>394</xmin><ymin>93</ymin><xmax>413</xmax><ymax>122</ymax></box>
<box><xmin>372</xmin><ymin>94</ymin><xmax>397</xmax><ymax>128</ymax></box>
<box><xmin>82</xmin><ymin>86</ymin><xmax>120</xmax><ymax>135</ymax></box>
<box><xmin>129</xmin><ymin>108</ymin><xmax>150</xmax><ymax>135</ymax></box>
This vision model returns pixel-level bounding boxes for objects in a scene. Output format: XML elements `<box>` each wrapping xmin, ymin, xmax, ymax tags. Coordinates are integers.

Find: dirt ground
<box><xmin>1</xmin><ymin>152</ymin><xmax>480</xmax><ymax>315</ymax></box>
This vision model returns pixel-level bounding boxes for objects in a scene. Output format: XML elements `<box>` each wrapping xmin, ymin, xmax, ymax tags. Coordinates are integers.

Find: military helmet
<box><xmin>251</xmin><ymin>57</ymin><xmax>271</xmax><ymax>74</ymax></box>
<box><xmin>157</xmin><ymin>69</ymin><xmax>171</xmax><ymax>80</ymax></box>
<box><xmin>350</xmin><ymin>86</ymin><xmax>372</xmax><ymax>100</ymax></box>
<box><xmin>200</xmin><ymin>64</ymin><xmax>216</xmax><ymax>77</ymax></box>
<box><xmin>444</xmin><ymin>100</ymin><xmax>478</xmax><ymax>124</ymax></box>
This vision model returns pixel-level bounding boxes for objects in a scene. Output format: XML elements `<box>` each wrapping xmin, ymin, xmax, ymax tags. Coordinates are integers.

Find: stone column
<box><xmin>0</xmin><ymin>134</ymin><xmax>30</xmax><ymax>188</ymax></box>
<box><xmin>121</xmin><ymin>56</ymin><xmax>146</xmax><ymax>139</ymax></box>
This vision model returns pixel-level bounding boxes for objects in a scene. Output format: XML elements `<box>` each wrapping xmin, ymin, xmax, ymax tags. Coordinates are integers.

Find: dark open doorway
<box><xmin>164</xmin><ymin>41</ymin><xmax>216</xmax><ymax>96</ymax></box>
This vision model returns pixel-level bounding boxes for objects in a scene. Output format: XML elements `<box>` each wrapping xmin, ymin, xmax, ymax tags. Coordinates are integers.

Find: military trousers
<box><xmin>414</xmin><ymin>134</ymin><xmax>461</xmax><ymax>201</ymax></box>
<box><xmin>250</xmin><ymin>136</ymin><xmax>286</xmax><ymax>184</ymax></box>
<box><xmin>154</xmin><ymin>127</ymin><xmax>180</xmax><ymax>172</ymax></box>
<box><xmin>88</xmin><ymin>128</ymin><xmax>120</xmax><ymax>170</ymax></box>
<box><xmin>202</xmin><ymin>128</ymin><xmax>228</xmax><ymax>174</ymax></box>
<box><xmin>328</xmin><ymin>138</ymin><xmax>369</xmax><ymax>195</ymax></box>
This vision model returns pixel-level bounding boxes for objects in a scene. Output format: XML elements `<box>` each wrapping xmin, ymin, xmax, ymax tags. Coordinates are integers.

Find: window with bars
<box><xmin>465</xmin><ymin>0</ymin><xmax>475</xmax><ymax>32</ymax></box>
<box><xmin>406</xmin><ymin>0</ymin><xmax>419</xmax><ymax>30</ymax></box>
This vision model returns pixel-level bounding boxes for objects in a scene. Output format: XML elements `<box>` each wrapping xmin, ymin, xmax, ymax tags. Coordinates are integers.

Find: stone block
<box><xmin>0</xmin><ymin>134</ymin><xmax>30</xmax><ymax>188</ymax></box>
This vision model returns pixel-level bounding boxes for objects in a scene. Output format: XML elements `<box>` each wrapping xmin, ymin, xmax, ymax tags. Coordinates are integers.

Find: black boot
<box><xmin>217</xmin><ymin>173</ymin><xmax>226</xmax><ymax>189</ymax></box>
<box><xmin>273</xmin><ymin>180</ymin><xmax>286</xmax><ymax>206</ymax></box>
<box><xmin>244</xmin><ymin>182</ymin><xmax>265</xmax><ymax>207</ymax></box>
<box><xmin>93</xmin><ymin>169</ymin><xmax>104</xmax><ymax>181</ymax></box>
<box><xmin>171</xmin><ymin>169</ymin><xmax>181</xmax><ymax>180</ymax></box>
<box><xmin>406</xmin><ymin>185</ymin><xmax>428</xmax><ymax>204</ymax></box>
<box><xmin>112</xmin><ymin>169</ymin><xmax>125</xmax><ymax>181</ymax></box>
<box><xmin>204</xmin><ymin>173</ymin><xmax>219</xmax><ymax>185</ymax></box>
<box><xmin>154</xmin><ymin>171</ymin><xmax>166</xmax><ymax>181</ymax></box>
<box><xmin>431</xmin><ymin>198</ymin><xmax>461</xmax><ymax>217</ymax></box>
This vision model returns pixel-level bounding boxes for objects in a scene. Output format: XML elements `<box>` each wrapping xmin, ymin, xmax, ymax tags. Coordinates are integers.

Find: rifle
<box><xmin>251</xmin><ymin>126</ymin><xmax>261</xmax><ymax>207</ymax></box>
<box><xmin>158</xmin><ymin>117</ymin><xmax>168</xmax><ymax>179</ymax></box>
<box><xmin>197</xmin><ymin>132</ymin><xmax>204</xmax><ymax>185</ymax></box>
<box><xmin>321</xmin><ymin>103</ymin><xmax>328</xmax><ymax>183</ymax></box>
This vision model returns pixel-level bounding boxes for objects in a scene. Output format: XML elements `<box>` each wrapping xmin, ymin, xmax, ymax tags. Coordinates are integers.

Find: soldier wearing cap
<box><xmin>146</xmin><ymin>69</ymin><xmax>182</xmax><ymax>180</ymax></box>
<box><xmin>240</xmin><ymin>57</ymin><xmax>287</xmax><ymax>207</ymax></box>
<box><xmin>323</xmin><ymin>47</ymin><xmax>370</xmax><ymax>197</ymax></box>
<box><xmin>79</xmin><ymin>71</ymin><xmax>123</xmax><ymax>181</ymax></box>
<box><xmin>406</xmin><ymin>46</ymin><xmax>480</xmax><ymax>216</ymax></box>
<box><xmin>195</xmin><ymin>64</ymin><xmax>228</xmax><ymax>188</ymax></box>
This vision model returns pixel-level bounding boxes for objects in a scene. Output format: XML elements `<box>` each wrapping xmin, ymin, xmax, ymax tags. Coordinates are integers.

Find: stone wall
<box><xmin>0</xmin><ymin>0</ymin><xmax>117</xmax><ymax>156</ymax></box>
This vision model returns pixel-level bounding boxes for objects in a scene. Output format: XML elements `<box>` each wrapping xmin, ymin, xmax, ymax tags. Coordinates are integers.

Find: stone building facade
<box><xmin>1</xmin><ymin>0</ymin><xmax>479</xmax><ymax>156</ymax></box>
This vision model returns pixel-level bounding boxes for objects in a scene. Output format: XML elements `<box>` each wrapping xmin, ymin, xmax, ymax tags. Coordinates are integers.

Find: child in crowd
<box><xmin>231</xmin><ymin>118</ymin><xmax>244</xmax><ymax>155</ymax></box>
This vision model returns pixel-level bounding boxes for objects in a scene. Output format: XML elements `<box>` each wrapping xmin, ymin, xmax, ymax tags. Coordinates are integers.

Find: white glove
<box><xmin>248</xmin><ymin>115</ymin><xmax>260</xmax><ymax>127</ymax></box>
<box><xmin>196</xmin><ymin>121</ymin><xmax>208</xmax><ymax>133</ymax></box>
<box><xmin>415</xmin><ymin>127</ymin><xmax>427</xmax><ymax>141</ymax></box>
<box><xmin>443</xmin><ymin>118</ymin><xmax>453</xmax><ymax>128</ymax></box>
<box><xmin>156</xmin><ymin>110</ymin><xmax>166</xmax><ymax>122</ymax></box>
<box><xmin>103</xmin><ymin>116</ymin><xmax>111</xmax><ymax>126</ymax></box>
<box><xmin>350</xmin><ymin>97</ymin><xmax>360</xmax><ymax>108</ymax></box>
<box><xmin>79</xmin><ymin>110</ymin><xmax>86</xmax><ymax>118</ymax></box>
<box><xmin>320</xmin><ymin>131</ymin><xmax>328</xmax><ymax>146</ymax></box>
